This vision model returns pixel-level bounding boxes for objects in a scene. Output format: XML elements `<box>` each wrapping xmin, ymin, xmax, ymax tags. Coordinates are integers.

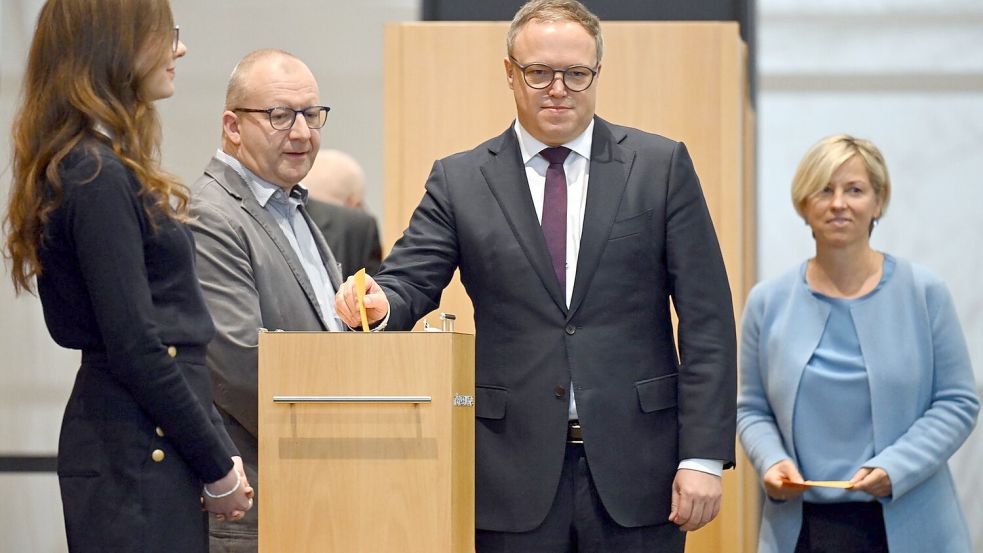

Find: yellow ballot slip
<box><xmin>781</xmin><ymin>479</ymin><xmax>854</xmax><ymax>489</ymax></box>
<box><xmin>354</xmin><ymin>268</ymin><xmax>370</xmax><ymax>333</ymax></box>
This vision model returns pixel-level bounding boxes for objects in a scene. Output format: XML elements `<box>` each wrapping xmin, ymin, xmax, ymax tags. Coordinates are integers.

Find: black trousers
<box><xmin>795</xmin><ymin>501</ymin><xmax>889</xmax><ymax>553</ymax></box>
<box><xmin>58</xmin><ymin>358</ymin><xmax>210</xmax><ymax>553</ymax></box>
<box><xmin>476</xmin><ymin>444</ymin><xmax>685</xmax><ymax>553</ymax></box>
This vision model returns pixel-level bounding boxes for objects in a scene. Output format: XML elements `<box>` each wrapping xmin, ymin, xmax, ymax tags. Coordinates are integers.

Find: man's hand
<box><xmin>668</xmin><ymin>469</ymin><xmax>722</xmax><ymax>531</ymax></box>
<box><xmin>335</xmin><ymin>273</ymin><xmax>389</xmax><ymax>328</ymax></box>
<box><xmin>762</xmin><ymin>459</ymin><xmax>805</xmax><ymax>501</ymax></box>
<box><xmin>850</xmin><ymin>467</ymin><xmax>892</xmax><ymax>498</ymax></box>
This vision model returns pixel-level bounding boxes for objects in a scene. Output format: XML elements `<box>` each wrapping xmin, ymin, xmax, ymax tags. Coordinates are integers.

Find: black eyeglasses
<box><xmin>233</xmin><ymin>106</ymin><xmax>331</xmax><ymax>131</ymax></box>
<box><xmin>172</xmin><ymin>25</ymin><xmax>180</xmax><ymax>53</ymax></box>
<box><xmin>509</xmin><ymin>56</ymin><xmax>597</xmax><ymax>92</ymax></box>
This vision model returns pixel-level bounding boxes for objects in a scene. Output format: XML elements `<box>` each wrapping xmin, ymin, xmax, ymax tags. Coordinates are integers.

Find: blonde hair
<box><xmin>791</xmin><ymin>134</ymin><xmax>891</xmax><ymax>220</ymax></box>
<box><xmin>507</xmin><ymin>0</ymin><xmax>603</xmax><ymax>64</ymax></box>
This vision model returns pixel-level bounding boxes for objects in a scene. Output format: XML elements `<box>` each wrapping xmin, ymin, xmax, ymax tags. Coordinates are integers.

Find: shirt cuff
<box><xmin>369</xmin><ymin>309</ymin><xmax>389</xmax><ymax>332</ymax></box>
<box><xmin>677</xmin><ymin>458</ymin><xmax>724</xmax><ymax>477</ymax></box>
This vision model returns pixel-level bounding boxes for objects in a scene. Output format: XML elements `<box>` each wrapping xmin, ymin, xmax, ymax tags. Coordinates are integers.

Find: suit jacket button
<box><xmin>565</xmin><ymin>325</ymin><xmax>576</xmax><ymax>335</ymax></box>
<box><xmin>155</xmin><ymin>427</ymin><xmax>165</xmax><ymax>437</ymax></box>
<box><xmin>554</xmin><ymin>386</ymin><xmax>566</xmax><ymax>398</ymax></box>
<box><xmin>166</xmin><ymin>346</ymin><xmax>177</xmax><ymax>358</ymax></box>
<box><xmin>151</xmin><ymin>449</ymin><xmax>165</xmax><ymax>462</ymax></box>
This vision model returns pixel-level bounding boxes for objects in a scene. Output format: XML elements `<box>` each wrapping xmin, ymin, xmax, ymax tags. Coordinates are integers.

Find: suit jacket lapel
<box><xmin>481</xmin><ymin>127</ymin><xmax>568</xmax><ymax>314</ymax></box>
<box><xmin>567</xmin><ymin>119</ymin><xmax>632</xmax><ymax>320</ymax></box>
<box><xmin>204</xmin><ymin>158</ymin><xmax>330</xmax><ymax>328</ymax></box>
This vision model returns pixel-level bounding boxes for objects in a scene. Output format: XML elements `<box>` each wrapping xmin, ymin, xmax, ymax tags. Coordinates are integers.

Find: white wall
<box><xmin>758</xmin><ymin>0</ymin><xmax>983</xmax><ymax>549</ymax></box>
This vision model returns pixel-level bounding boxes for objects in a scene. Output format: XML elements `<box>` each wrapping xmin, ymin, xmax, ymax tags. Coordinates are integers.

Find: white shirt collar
<box><xmin>513</xmin><ymin>118</ymin><xmax>594</xmax><ymax>164</ymax></box>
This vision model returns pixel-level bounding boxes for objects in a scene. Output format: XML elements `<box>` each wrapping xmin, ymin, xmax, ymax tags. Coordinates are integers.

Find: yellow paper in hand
<box><xmin>781</xmin><ymin>479</ymin><xmax>854</xmax><ymax>489</ymax></box>
<box><xmin>354</xmin><ymin>268</ymin><xmax>370</xmax><ymax>333</ymax></box>
<box><xmin>803</xmin><ymin>480</ymin><xmax>854</xmax><ymax>489</ymax></box>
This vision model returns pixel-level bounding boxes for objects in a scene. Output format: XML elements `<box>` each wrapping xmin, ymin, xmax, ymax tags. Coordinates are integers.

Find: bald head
<box><xmin>305</xmin><ymin>149</ymin><xmax>366</xmax><ymax>209</ymax></box>
<box><xmin>225</xmin><ymin>49</ymin><xmax>309</xmax><ymax>110</ymax></box>
<box><xmin>221</xmin><ymin>49</ymin><xmax>322</xmax><ymax>189</ymax></box>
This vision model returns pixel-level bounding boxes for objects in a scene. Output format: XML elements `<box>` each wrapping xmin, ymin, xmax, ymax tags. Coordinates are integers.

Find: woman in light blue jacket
<box><xmin>737</xmin><ymin>135</ymin><xmax>978</xmax><ymax>553</ymax></box>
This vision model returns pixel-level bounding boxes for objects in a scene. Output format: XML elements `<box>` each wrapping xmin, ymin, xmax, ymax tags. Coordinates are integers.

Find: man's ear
<box><xmin>222</xmin><ymin>111</ymin><xmax>242</xmax><ymax>146</ymax></box>
<box><xmin>504</xmin><ymin>57</ymin><xmax>515</xmax><ymax>91</ymax></box>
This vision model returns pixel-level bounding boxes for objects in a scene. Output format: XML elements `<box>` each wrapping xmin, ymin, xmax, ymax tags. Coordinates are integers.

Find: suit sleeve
<box><xmin>866</xmin><ymin>279</ymin><xmax>980</xmax><ymax>500</ymax></box>
<box><xmin>67</xmin><ymin>163</ymin><xmax>232</xmax><ymax>483</ymax></box>
<box><xmin>664</xmin><ymin>142</ymin><xmax>738</xmax><ymax>467</ymax></box>
<box><xmin>188</xmin><ymin>196</ymin><xmax>264</xmax><ymax>439</ymax></box>
<box><xmin>373</xmin><ymin>159</ymin><xmax>461</xmax><ymax>330</ymax></box>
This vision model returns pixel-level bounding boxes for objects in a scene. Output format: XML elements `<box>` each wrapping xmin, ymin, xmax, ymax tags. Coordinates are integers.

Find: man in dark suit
<box><xmin>304</xmin><ymin>149</ymin><xmax>383</xmax><ymax>277</ymax></box>
<box><xmin>188</xmin><ymin>49</ymin><xmax>345</xmax><ymax>553</ymax></box>
<box><xmin>305</xmin><ymin>199</ymin><xmax>382</xmax><ymax>277</ymax></box>
<box><xmin>336</xmin><ymin>1</ymin><xmax>736</xmax><ymax>551</ymax></box>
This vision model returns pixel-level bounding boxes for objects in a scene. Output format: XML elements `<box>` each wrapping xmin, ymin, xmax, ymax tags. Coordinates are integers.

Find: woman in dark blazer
<box><xmin>737</xmin><ymin>135</ymin><xmax>978</xmax><ymax>553</ymax></box>
<box><xmin>3</xmin><ymin>1</ymin><xmax>252</xmax><ymax>551</ymax></box>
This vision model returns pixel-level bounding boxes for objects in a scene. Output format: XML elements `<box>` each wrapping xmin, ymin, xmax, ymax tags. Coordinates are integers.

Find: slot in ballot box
<box><xmin>258</xmin><ymin>330</ymin><xmax>475</xmax><ymax>552</ymax></box>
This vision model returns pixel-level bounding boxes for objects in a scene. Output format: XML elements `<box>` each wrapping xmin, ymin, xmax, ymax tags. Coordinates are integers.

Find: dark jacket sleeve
<box><xmin>374</xmin><ymin>159</ymin><xmax>461</xmax><ymax>330</ymax></box>
<box><xmin>665</xmin><ymin>142</ymin><xmax>738</xmax><ymax>467</ymax></box>
<box><xmin>65</xmin><ymin>159</ymin><xmax>232</xmax><ymax>483</ymax></box>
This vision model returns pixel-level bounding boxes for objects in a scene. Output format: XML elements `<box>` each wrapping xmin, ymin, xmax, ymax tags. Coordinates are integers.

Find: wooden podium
<box><xmin>257</xmin><ymin>330</ymin><xmax>475</xmax><ymax>552</ymax></box>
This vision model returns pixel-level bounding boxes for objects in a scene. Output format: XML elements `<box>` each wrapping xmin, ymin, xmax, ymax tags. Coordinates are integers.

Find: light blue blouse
<box><xmin>793</xmin><ymin>255</ymin><xmax>895</xmax><ymax>502</ymax></box>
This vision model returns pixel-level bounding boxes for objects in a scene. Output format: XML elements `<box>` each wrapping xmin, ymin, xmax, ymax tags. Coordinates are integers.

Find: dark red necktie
<box><xmin>540</xmin><ymin>147</ymin><xmax>571</xmax><ymax>294</ymax></box>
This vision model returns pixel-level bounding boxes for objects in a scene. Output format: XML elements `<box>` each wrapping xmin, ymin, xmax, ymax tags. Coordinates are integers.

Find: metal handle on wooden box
<box><xmin>273</xmin><ymin>395</ymin><xmax>432</xmax><ymax>404</ymax></box>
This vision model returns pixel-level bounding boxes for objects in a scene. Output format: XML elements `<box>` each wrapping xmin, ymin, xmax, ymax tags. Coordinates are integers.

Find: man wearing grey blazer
<box><xmin>188</xmin><ymin>49</ymin><xmax>344</xmax><ymax>553</ymax></box>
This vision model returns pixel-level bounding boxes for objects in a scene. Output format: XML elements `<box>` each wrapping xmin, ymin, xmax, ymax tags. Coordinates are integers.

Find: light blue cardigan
<box><xmin>737</xmin><ymin>256</ymin><xmax>979</xmax><ymax>553</ymax></box>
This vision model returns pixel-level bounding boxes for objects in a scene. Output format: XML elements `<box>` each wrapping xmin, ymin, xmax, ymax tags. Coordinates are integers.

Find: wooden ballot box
<box><xmin>257</xmin><ymin>331</ymin><xmax>475</xmax><ymax>553</ymax></box>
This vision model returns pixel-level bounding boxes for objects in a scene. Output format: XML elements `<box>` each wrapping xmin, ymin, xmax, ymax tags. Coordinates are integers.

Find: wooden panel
<box><xmin>384</xmin><ymin>22</ymin><xmax>759</xmax><ymax>552</ymax></box>
<box><xmin>258</xmin><ymin>331</ymin><xmax>475</xmax><ymax>552</ymax></box>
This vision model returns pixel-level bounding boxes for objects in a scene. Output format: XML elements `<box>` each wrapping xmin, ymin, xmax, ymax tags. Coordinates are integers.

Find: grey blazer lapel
<box><xmin>481</xmin><ymin>126</ymin><xmax>568</xmax><ymax>314</ymax></box>
<box><xmin>567</xmin><ymin>118</ymin><xmax>632</xmax><ymax>321</ymax></box>
<box><xmin>204</xmin><ymin>158</ymin><xmax>330</xmax><ymax>328</ymax></box>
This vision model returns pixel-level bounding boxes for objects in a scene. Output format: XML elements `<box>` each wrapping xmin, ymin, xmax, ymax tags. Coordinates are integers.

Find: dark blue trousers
<box><xmin>476</xmin><ymin>444</ymin><xmax>686</xmax><ymax>553</ymax></box>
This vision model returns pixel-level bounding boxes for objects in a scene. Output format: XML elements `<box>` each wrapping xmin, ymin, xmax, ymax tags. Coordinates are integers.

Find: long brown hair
<box><xmin>4</xmin><ymin>0</ymin><xmax>188</xmax><ymax>294</ymax></box>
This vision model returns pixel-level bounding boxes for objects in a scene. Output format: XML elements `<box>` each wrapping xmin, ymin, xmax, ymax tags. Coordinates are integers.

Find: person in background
<box><xmin>305</xmin><ymin>148</ymin><xmax>367</xmax><ymax>209</ymax></box>
<box><xmin>187</xmin><ymin>49</ymin><xmax>346</xmax><ymax>553</ymax></box>
<box><xmin>2</xmin><ymin>1</ymin><xmax>252</xmax><ymax>551</ymax></box>
<box><xmin>304</xmin><ymin>149</ymin><xmax>382</xmax><ymax>277</ymax></box>
<box><xmin>737</xmin><ymin>134</ymin><xmax>979</xmax><ymax>553</ymax></box>
<box><xmin>336</xmin><ymin>1</ymin><xmax>737</xmax><ymax>551</ymax></box>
